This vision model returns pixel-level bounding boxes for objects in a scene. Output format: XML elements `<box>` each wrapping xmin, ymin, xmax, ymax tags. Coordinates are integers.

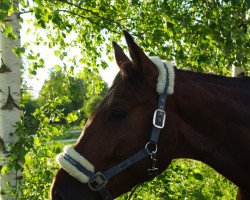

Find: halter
<box><xmin>56</xmin><ymin>58</ymin><xmax>175</xmax><ymax>200</ymax></box>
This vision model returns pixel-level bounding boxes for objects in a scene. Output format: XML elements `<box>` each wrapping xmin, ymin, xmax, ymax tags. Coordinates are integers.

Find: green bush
<box><xmin>118</xmin><ymin>159</ymin><xmax>237</xmax><ymax>200</ymax></box>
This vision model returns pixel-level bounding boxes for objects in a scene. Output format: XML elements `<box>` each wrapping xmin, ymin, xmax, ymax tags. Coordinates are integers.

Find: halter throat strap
<box><xmin>56</xmin><ymin>61</ymin><xmax>174</xmax><ymax>200</ymax></box>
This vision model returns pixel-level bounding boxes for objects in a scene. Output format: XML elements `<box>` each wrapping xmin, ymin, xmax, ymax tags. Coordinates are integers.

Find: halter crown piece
<box><xmin>56</xmin><ymin>57</ymin><xmax>175</xmax><ymax>200</ymax></box>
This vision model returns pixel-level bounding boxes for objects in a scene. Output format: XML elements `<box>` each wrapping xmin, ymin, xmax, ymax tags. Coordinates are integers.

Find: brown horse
<box><xmin>51</xmin><ymin>31</ymin><xmax>250</xmax><ymax>200</ymax></box>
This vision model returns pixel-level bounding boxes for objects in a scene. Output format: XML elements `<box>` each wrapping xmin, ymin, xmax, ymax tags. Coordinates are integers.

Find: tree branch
<box><xmin>57</xmin><ymin>9</ymin><xmax>120</xmax><ymax>34</ymax></box>
<box><xmin>19</xmin><ymin>10</ymin><xmax>33</xmax><ymax>15</ymax></box>
<box><xmin>57</xmin><ymin>0</ymin><xmax>128</xmax><ymax>32</ymax></box>
<box><xmin>57</xmin><ymin>0</ymin><xmax>105</xmax><ymax>20</ymax></box>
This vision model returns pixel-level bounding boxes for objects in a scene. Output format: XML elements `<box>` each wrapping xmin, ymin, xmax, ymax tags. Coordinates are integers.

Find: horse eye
<box><xmin>110</xmin><ymin>108</ymin><xmax>127</xmax><ymax>120</ymax></box>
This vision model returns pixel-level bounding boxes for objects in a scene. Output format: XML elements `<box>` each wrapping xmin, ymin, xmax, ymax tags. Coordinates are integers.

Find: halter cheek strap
<box><xmin>56</xmin><ymin>58</ymin><xmax>175</xmax><ymax>200</ymax></box>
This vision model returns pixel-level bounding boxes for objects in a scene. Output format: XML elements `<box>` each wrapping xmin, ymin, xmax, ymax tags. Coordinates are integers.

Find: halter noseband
<box><xmin>56</xmin><ymin>58</ymin><xmax>175</xmax><ymax>200</ymax></box>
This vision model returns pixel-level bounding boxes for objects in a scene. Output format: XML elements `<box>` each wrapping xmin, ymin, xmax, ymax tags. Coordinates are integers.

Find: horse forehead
<box><xmin>105</xmin><ymin>85</ymin><xmax>134</xmax><ymax>105</ymax></box>
<box><xmin>102</xmin><ymin>70</ymin><xmax>153</xmax><ymax>109</ymax></box>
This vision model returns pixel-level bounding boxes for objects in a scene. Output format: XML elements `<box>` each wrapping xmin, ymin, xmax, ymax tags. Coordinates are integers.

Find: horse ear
<box><xmin>113</xmin><ymin>41</ymin><xmax>131</xmax><ymax>70</ymax></box>
<box><xmin>123</xmin><ymin>30</ymin><xmax>150</xmax><ymax>71</ymax></box>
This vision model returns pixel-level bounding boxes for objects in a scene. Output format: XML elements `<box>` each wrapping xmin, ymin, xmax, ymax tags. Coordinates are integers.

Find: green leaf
<box><xmin>13</xmin><ymin>47</ymin><xmax>25</xmax><ymax>57</ymax></box>
<box><xmin>193</xmin><ymin>172</ymin><xmax>204</xmax><ymax>181</ymax></box>
<box><xmin>1</xmin><ymin>0</ymin><xmax>11</xmax><ymax>12</ymax></box>
<box><xmin>247</xmin><ymin>0</ymin><xmax>250</xmax><ymax>8</ymax></box>
<box><xmin>66</xmin><ymin>112</ymin><xmax>78</xmax><ymax>123</ymax></box>
<box><xmin>215</xmin><ymin>190</ymin><xmax>223</xmax><ymax>197</ymax></box>
<box><xmin>1</xmin><ymin>165</ymin><xmax>10</xmax><ymax>175</ymax></box>
<box><xmin>54</xmin><ymin>50</ymin><xmax>61</xmax><ymax>57</ymax></box>
<box><xmin>54</xmin><ymin>64</ymin><xmax>61</xmax><ymax>71</ymax></box>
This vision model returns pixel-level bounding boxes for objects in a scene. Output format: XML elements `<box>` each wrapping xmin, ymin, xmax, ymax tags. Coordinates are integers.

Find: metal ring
<box><xmin>145</xmin><ymin>142</ymin><xmax>158</xmax><ymax>155</ymax></box>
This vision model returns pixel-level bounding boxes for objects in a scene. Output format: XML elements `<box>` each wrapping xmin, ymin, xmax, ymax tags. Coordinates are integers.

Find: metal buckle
<box><xmin>88</xmin><ymin>172</ymin><xmax>108</xmax><ymax>191</ymax></box>
<box><xmin>153</xmin><ymin>109</ymin><xmax>166</xmax><ymax>129</ymax></box>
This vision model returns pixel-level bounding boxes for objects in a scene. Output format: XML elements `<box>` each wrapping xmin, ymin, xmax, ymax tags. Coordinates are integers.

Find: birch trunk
<box><xmin>0</xmin><ymin>0</ymin><xmax>21</xmax><ymax>199</ymax></box>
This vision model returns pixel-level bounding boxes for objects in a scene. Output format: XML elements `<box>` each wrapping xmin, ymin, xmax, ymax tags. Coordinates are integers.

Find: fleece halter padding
<box><xmin>150</xmin><ymin>57</ymin><xmax>175</xmax><ymax>95</ymax></box>
<box><xmin>56</xmin><ymin>145</ymin><xmax>94</xmax><ymax>183</ymax></box>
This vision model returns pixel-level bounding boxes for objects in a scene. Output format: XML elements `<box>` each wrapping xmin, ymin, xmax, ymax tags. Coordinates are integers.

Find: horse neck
<box><xmin>165</xmin><ymin>69</ymin><xmax>250</xmax><ymax>189</ymax></box>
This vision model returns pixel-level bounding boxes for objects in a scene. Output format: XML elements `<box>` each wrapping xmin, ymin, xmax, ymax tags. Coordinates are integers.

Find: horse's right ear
<box><xmin>113</xmin><ymin>41</ymin><xmax>131</xmax><ymax>71</ymax></box>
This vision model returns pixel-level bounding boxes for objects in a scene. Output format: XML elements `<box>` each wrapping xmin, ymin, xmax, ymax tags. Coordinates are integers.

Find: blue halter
<box><xmin>59</xmin><ymin>62</ymin><xmax>170</xmax><ymax>200</ymax></box>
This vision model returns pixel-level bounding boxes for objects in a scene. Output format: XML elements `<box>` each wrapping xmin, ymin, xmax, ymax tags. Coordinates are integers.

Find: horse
<box><xmin>51</xmin><ymin>31</ymin><xmax>250</xmax><ymax>200</ymax></box>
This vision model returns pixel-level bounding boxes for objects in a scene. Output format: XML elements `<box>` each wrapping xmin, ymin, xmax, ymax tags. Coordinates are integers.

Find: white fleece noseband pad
<box><xmin>56</xmin><ymin>146</ymin><xmax>95</xmax><ymax>183</ymax></box>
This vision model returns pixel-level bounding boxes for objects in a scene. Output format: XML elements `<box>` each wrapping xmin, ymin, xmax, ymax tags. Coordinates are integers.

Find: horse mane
<box><xmin>111</xmin><ymin>67</ymin><xmax>250</xmax><ymax>97</ymax></box>
<box><xmin>177</xmin><ymin>69</ymin><xmax>250</xmax><ymax>92</ymax></box>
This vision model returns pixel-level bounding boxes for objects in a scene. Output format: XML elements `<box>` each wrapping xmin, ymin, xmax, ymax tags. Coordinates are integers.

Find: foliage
<box><xmin>84</xmin><ymin>95</ymin><xmax>104</xmax><ymax>117</ymax></box>
<box><xmin>118</xmin><ymin>160</ymin><xmax>237</xmax><ymax>200</ymax></box>
<box><xmin>21</xmin><ymin>89</ymin><xmax>40</xmax><ymax>131</ymax></box>
<box><xmin>38</xmin><ymin>70</ymin><xmax>87</xmax><ymax>104</ymax></box>
<box><xmin>37</xmin><ymin>70</ymin><xmax>88</xmax><ymax>125</ymax></box>
<box><xmin>2</xmin><ymin>0</ymin><xmax>249</xmax><ymax>76</ymax></box>
<box><xmin>18</xmin><ymin>0</ymin><xmax>250</xmax><ymax>77</ymax></box>
<box><xmin>35</xmin><ymin>69</ymin><xmax>107</xmax><ymax>124</ymax></box>
<box><xmin>0</xmin><ymin>0</ymin><xmax>249</xmax><ymax>199</ymax></box>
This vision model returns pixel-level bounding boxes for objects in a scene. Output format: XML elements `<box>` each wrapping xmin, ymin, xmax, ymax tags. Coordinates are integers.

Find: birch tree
<box><xmin>0</xmin><ymin>0</ymin><xmax>21</xmax><ymax>199</ymax></box>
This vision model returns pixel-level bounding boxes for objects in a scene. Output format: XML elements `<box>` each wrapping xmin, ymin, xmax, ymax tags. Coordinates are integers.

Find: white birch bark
<box><xmin>0</xmin><ymin>0</ymin><xmax>21</xmax><ymax>199</ymax></box>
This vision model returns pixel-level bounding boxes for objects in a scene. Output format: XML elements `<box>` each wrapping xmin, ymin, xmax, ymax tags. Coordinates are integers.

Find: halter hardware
<box><xmin>148</xmin><ymin>154</ymin><xmax>158</xmax><ymax>176</ymax></box>
<box><xmin>145</xmin><ymin>142</ymin><xmax>158</xmax><ymax>155</ymax></box>
<box><xmin>153</xmin><ymin>109</ymin><xmax>166</xmax><ymax>129</ymax></box>
<box><xmin>88</xmin><ymin>172</ymin><xmax>108</xmax><ymax>191</ymax></box>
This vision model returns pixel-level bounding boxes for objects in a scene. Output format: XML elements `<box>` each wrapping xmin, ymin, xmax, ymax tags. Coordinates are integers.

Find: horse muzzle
<box><xmin>51</xmin><ymin>168</ymin><xmax>102</xmax><ymax>200</ymax></box>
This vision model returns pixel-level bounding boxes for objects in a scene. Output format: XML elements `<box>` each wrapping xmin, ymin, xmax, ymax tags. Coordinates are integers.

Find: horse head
<box><xmin>51</xmin><ymin>31</ymin><xmax>177</xmax><ymax>200</ymax></box>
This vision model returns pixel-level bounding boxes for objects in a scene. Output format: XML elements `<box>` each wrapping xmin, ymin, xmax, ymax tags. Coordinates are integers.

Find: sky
<box><xmin>20</xmin><ymin>14</ymin><xmax>119</xmax><ymax>98</ymax></box>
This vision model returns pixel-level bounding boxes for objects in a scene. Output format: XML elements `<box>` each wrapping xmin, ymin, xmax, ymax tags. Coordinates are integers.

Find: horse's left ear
<box><xmin>123</xmin><ymin>30</ymin><xmax>151</xmax><ymax>72</ymax></box>
<box><xmin>113</xmin><ymin>41</ymin><xmax>131</xmax><ymax>71</ymax></box>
